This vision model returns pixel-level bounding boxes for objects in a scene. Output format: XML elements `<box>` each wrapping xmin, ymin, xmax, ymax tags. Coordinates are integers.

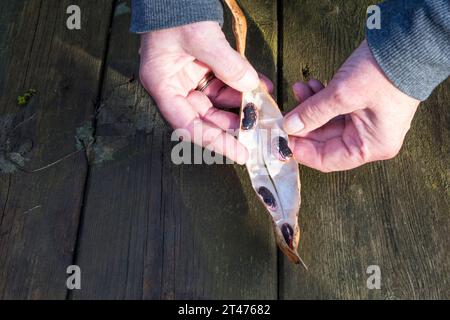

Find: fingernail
<box><xmin>240</xmin><ymin>69</ymin><xmax>259</xmax><ymax>91</ymax></box>
<box><xmin>292</xmin><ymin>85</ymin><xmax>301</xmax><ymax>101</ymax></box>
<box><xmin>283</xmin><ymin>113</ymin><xmax>304</xmax><ymax>134</ymax></box>
<box><xmin>292</xmin><ymin>82</ymin><xmax>303</xmax><ymax>94</ymax></box>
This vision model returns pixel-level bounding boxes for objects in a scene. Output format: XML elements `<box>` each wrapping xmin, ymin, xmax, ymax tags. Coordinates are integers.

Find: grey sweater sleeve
<box><xmin>366</xmin><ymin>0</ymin><xmax>450</xmax><ymax>101</ymax></box>
<box><xmin>130</xmin><ymin>0</ymin><xmax>224</xmax><ymax>33</ymax></box>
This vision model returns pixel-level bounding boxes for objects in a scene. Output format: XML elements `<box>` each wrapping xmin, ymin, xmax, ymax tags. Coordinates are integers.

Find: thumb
<box><xmin>189</xmin><ymin>37</ymin><xmax>259</xmax><ymax>92</ymax></box>
<box><xmin>283</xmin><ymin>85</ymin><xmax>355</xmax><ymax>135</ymax></box>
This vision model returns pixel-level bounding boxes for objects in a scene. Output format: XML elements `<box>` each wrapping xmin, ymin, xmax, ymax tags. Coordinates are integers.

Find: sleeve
<box><xmin>130</xmin><ymin>0</ymin><xmax>224</xmax><ymax>33</ymax></box>
<box><xmin>366</xmin><ymin>0</ymin><xmax>450</xmax><ymax>101</ymax></box>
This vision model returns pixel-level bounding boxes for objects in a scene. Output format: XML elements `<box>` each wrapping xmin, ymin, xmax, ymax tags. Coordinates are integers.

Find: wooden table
<box><xmin>0</xmin><ymin>0</ymin><xmax>448</xmax><ymax>299</ymax></box>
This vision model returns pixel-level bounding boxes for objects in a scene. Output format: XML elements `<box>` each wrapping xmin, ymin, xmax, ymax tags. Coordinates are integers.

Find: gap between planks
<box><xmin>65</xmin><ymin>0</ymin><xmax>119</xmax><ymax>300</ymax></box>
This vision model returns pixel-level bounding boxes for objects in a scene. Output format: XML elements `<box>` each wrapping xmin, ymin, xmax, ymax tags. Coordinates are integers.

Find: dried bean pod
<box><xmin>226</xmin><ymin>0</ymin><xmax>304</xmax><ymax>267</ymax></box>
<box><xmin>239</xmin><ymin>84</ymin><xmax>305</xmax><ymax>268</ymax></box>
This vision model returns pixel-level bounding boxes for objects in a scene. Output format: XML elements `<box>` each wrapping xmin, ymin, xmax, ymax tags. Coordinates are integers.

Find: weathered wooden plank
<box><xmin>0</xmin><ymin>0</ymin><xmax>114</xmax><ymax>299</ymax></box>
<box><xmin>72</xmin><ymin>0</ymin><xmax>279</xmax><ymax>299</ymax></box>
<box><xmin>281</xmin><ymin>0</ymin><xmax>449</xmax><ymax>299</ymax></box>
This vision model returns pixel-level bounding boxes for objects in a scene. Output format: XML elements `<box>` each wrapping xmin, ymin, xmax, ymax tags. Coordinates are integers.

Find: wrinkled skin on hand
<box><xmin>139</xmin><ymin>21</ymin><xmax>274</xmax><ymax>165</ymax></box>
<box><xmin>283</xmin><ymin>40</ymin><xmax>420</xmax><ymax>172</ymax></box>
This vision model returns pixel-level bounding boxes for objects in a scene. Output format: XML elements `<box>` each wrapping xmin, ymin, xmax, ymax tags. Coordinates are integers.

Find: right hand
<box><xmin>139</xmin><ymin>21</ymin><xmax>271</xmax><ymax>165</ymax></box>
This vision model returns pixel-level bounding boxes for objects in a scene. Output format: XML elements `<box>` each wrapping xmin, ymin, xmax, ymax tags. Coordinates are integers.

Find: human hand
<box><xmin>139</xmin><ymin>21</ymin><xmax>272</xmax><ymax>165</ymax></box>
<box><xmin>283</xmin><ymin>40</ymin><xmax>420</xmax><ymax>172</ymax></box>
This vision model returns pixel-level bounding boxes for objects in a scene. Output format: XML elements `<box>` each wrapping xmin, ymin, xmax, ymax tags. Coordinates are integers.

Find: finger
<box><xmin>157</xmin><ymin>93</ymin><xmax>248</xmax><ymax>164</ymax></box>
<box><xmin>184</xmin><ymin>60</ymin><xmax>212</xmax><ymax>89</ymax></box>
<box><xmin>203</xmin><ymin>78</ymin><xmax>242</xmax><ymax>108</ymax></box>
<box><xmin>283</xmin><ymin>85</ymin><xmax>356</xmax><ymax>135</ymax></box>
<box><xmin>292</xmin><ymin>82</ymin><xmax>314</xmax><ymax>103</ymax></box>
<box><xmin>300</xmin><ymin>116</ymin><xmax>345</xmax><ymax>141</ymax></box>
<box><xmin>187</xmin><ymin>90</ymin><xmax>240</xmax><ymax>129</ymax></box>
<box><xmin>155</xmin><ymin>92</ymin><xmax>199</xmax><ymax>130</ymax></box>
<box><xmin>291</xmin><ymin>133</ymin><xmax>366</xmax><ymax>172</ymax></box>
<box><xmin>258</xmin><ymin>73</ymin><xmax>274</xmax><ymax>93</ymax></box>
<box><xmin>307</xmin><ymin>78</ymin><xmax>325</xmax><ymax>93</ymax></box>
<box><xmin>204</xmin><ymin>74</ymin><xmax>274</xmax><ymax>108</ymax></box>
<box><xmin>187</xmin><ymin>37</ymin><xmax>259</xmax><ymax>92</ymax></box>
<box><xmin>292</xmin><ymin>78</ymin><xmax>325</xmax><ymax>103</ymax></box>
<box><xmin>186</xmin><ymin>119</ymin><xmax>248</xmax><ymax>165</ymax></box>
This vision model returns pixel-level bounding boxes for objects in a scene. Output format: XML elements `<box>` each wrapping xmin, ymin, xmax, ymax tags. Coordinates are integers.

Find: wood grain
<box><xmin>280</xmin><ymin>0</ymin><xmax>449</xmax><ymax>299</ymax></box>
<box><xmin>0</xmin><ymin>0</ymin><xmax>114</xmax><ymax>299</ymax></box>
<box><xmin>0</xmin><ymin>0</ymin><xmax>448</xmax><ymax>300</ymax></box>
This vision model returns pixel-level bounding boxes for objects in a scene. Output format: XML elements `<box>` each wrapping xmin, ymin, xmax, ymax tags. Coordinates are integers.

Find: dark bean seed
<box><xmin>257</xmin><ymin>186</ymin><xmax>276</xmax><ymax>210</ymax></box>
<box><xmin>277</xmin><ymin>136</ymin><xmax>293</xmax><ymax>160</ymax></box>
<box><xmin>241</xmin><ymin>103</ymin><xmax>257</xmax><ymax>130</ymax></box>
<box><xmin>281</xmin><ymin>223</ymin><xmax>294</xmax><ymax>249</ymax></box>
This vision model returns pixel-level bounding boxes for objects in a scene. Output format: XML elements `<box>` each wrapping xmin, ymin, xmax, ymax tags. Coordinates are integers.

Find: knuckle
<box><xmin>319</xmin><ymin>167</ymin><xmax>333</xmax><ymax>173</ymax></box>
<box><xmin>139</xmin><ymin>65</ymin><xmax>161</xmax><ymax>96</ymax></box>
<box><xmin>357</xmin><ymin>139</ymin><xmax>371</xmax><ymax>162</ymax></box>
<box><xmin>317</xmin><ymin>156</ymin><xmax>333</xmax><ymax>173</ymax></box>
<box><xmin>342</xmin><ymin>134</ymin><xmax>370</xmax><ymax>164</ymax></box>
<box><xmin>222</xmin><ymin>61</ymin><xmax>247</xmax><ymax>82</ymax></box>
<box><xmin>139</xmin><ymin>67</ymin><xmax>149</xmax><ymax>89</ymax></box>
<box><xmin>300</xmin><ymin>104</ymin><xmax>319</xmax><ymax>123</ymax></box>
<box><xmin>380</xmin><ymin>145</ymin><xmax>401</xmax><ymax>160</ymax></box>
<box><xmin>301</xmin><ymin>103</ymin><xmax>330</xmax><ymax>125</ymax></box>
<box><xmin>183</xmin><ymin>24</ymin><xmax>224</xmax><ymax>51</ymax></box>
<box><xmin>187</xmin><ymin>32</ymin><xmax>207</xmax><ymax>48</ymax></box>
<box><xmin>182</xmin><ymin>24</ymin><xmax>206</xmax><ymax>42</ymax></box>
<box><xmin>374</xmin><ymin>138</ymin><xmax>402</xmax><ymax>160</ymax></box>
<box><xmin>331</xmin><ymin>84</ymin><xmax>348</xmax><ymax>106</ymax></box>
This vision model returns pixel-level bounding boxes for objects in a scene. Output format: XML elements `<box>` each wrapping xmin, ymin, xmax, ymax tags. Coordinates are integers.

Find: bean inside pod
<box><xmin>273</xmin><ymin>136</ymin><xmax>293</xmax><ymax>161</ymax></box>
<box><xmin>241</xmin><ymin>102</ymin><xmax>257</xmax><ymax>130</ymax></box>
<box><xmin>281</xmin><ymin>223</ymin><xmax>294</xmax><ymax>249</ymax></box>
<box><xmin>257</xmin><ymin>186</ymin><xmax>277</xmax><ymax>210</ymax></box>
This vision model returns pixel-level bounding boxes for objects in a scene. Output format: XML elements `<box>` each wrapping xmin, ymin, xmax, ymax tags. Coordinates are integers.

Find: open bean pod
<box><xmin>239</xmin><ymin>83</ymin><xmax>306</xmax><ymax>268</ymax></box>
<box><xmin>223</xmin><ymin>0</ymin><xmax>305</xmax><ymax>268</ymax></box>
